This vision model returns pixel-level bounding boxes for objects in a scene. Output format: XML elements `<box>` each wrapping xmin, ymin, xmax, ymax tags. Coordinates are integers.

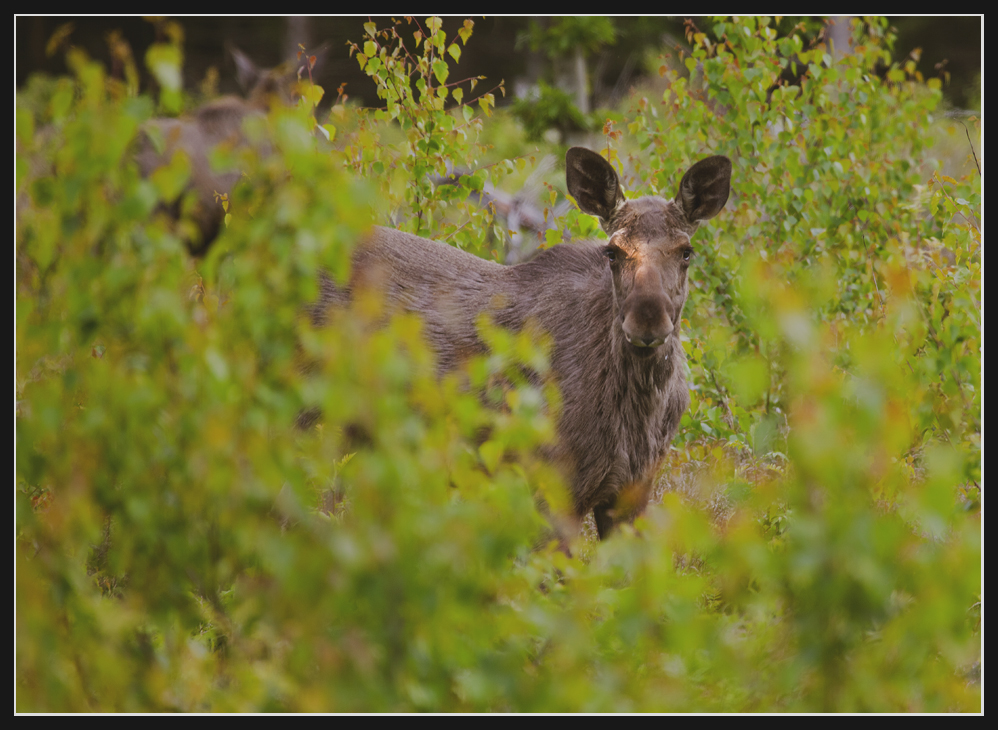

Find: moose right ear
<box><xmin>566</xmin><ymin>147</ymin><xmax>626</xmax><ymax>225</ymax></box>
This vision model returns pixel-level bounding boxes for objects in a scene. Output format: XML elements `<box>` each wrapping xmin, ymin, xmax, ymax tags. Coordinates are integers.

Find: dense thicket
<box><xmin>17</xmin><ymin>17</ymin><xmax>980</xmax><ymax>711</ymax></box>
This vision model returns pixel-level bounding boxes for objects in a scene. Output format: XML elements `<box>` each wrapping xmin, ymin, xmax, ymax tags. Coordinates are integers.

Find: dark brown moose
<box><xmin>134</xmin><ymin>48</ymin><xmax>295</xmax><ymax>254</ymax></box>
<box><xmin>319</xmin><ymin>147</ymin><xmax>731</xmax><ymax>540</ymax></box>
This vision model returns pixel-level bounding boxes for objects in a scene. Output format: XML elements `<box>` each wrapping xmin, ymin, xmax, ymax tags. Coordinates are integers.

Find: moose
<box><xmin>317</xmin><ymin>147</ymin><xmax>732</xmax><ymax>540</ymax></box>
<box><xmin>134</xmin><ymin>47</ymin><xmax>297</xmax><ymax>254</ymax></box>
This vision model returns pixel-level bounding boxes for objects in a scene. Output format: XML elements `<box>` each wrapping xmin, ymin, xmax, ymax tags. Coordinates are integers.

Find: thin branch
<box><xmin>944</xmin><ymin>116</ymin><xmax>982</xmax><ymax>176</ymax></box>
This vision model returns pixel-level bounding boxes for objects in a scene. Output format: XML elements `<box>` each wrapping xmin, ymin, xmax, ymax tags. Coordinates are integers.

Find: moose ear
<box><xmin>228</xmin><ymin>44</ymin><xmax>262</xmax><ymax>93</ymax></box>
<box><xmin>676</xmin><ymin>155</ymin><xmax>732</xmax><ymax>224</ymax></box>
<box><xmin>566</xmin><ymin>147</ymin><xmax>626</xmax><ymax>225</ymax></box>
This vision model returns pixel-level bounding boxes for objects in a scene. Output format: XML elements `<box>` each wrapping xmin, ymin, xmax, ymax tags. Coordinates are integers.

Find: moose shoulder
<box><xmin>319</xmin><ymin>148</ymin><xmax>731</xmax><ymax>539</ymax></box>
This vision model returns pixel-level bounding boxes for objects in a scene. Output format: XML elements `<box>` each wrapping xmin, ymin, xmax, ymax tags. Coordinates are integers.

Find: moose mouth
<box><xmin>624</xmin><ymin>332</ymin><xmax>670</xmax><ymax>358</ymax></box>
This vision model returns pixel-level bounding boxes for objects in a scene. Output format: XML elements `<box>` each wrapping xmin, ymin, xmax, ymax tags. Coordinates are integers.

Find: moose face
<box><xmin>602</xmin><ymin>196</ymin><xmax>696</xmax><ymax>354</ymax></box>
<box><xmin>565</xmin><ymin>147</ymin><xmax>731</xmax><ymax>357</ymax></box>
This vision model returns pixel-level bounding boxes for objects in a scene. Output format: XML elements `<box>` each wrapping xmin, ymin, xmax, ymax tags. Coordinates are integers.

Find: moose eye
<box><xmin>681</xmin><ymin>246</ymin><xmax>694</xmax><ymax>263</ymax></box>
<box><xmin>604</xmin><ymin>244</ymin><xmax>624</xmax><ymax>263</ymax></box>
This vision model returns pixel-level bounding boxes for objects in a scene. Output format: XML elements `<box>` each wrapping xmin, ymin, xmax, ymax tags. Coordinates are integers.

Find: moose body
<box><xmin>320</xmin><ymin>148</ymin><xmax>731</xmax><ymax>538</ymax></box>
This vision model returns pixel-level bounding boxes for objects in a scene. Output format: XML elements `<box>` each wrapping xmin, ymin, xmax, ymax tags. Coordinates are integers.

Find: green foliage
<box><xmin>522</xmin><ymin>17</ymin><xmax>617</xmax><ymax>59</ymax></box>
<box><xmin>511</xmin><ymin>80</ymin><xmax>595</xmax><ymax>142</ymax></box>
<box><xmin>624</xmin><ymin>15</ymin><xmax>979</xmax><ymax>709</ymax></box>
<box><xmin>342</xmin><ymin>17</ymin><xmax>507</xmax><ymax>257</ymax></box>
<box><xmin>144</xmin><ymin>18</ymin><xmax>186</xmax><ymax>114</ymax></box>
<box><xmin>17</xmin><ymin>16</ymin><xmax>979</xmax><ymax>712</ymax></box>
<box><xmin>511</xmin><ymin>18</ymin><xmax>617</xmax><ymax>144</ymax></box>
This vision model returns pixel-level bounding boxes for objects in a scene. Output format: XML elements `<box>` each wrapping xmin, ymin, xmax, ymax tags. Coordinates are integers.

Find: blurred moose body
<box><xmin>321</xmin><ymin>148</ymin><xmax>731</xmax><ymax>539</ymax></box>
<box><xmin>135</xmin><ymin>48</ymin><xmax>295</xmax><ymax>253</ymax></box>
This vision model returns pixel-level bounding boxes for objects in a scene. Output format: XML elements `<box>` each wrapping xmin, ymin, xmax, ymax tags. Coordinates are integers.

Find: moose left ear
<box><xmin>677</xmin><ymin>155</ymin><xmax>732</xmax><ymax>224</ymax></box>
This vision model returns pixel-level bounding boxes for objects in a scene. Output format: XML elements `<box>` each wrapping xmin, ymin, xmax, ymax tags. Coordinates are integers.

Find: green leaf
<box><xmin>459</xmin><ymin>19</ymin><xmax>474</xmax><ymax>45</ymax></box>
<box><xmin>432</xmin><ymin>58</ymin><xmax>449</xmax><ymax>85</ymax></box>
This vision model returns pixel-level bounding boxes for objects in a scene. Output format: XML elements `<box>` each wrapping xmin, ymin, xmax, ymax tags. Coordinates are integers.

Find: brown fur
<box><xmin>317</xmin><ymin>148</ymin><xmax>731</xmax><ymax>539</ymax></box>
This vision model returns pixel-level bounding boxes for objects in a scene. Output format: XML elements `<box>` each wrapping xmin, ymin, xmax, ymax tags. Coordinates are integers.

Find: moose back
<box><xmin>318</xmin><ymin>147</ymin><xmax>731</xmax><ymax>539</ymax></box>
